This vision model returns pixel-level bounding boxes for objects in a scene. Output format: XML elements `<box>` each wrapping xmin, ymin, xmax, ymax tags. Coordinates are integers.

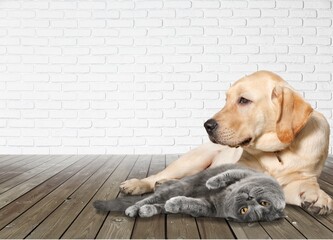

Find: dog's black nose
<box><xmin>204</xmin><ymin>119</ymin><xmax>218</xmax><ymax>133</ymax></box>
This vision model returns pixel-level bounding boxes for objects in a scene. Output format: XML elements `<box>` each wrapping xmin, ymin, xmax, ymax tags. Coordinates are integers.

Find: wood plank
<box><xmin>284</xmin><ymin>205</ymin><xmax>333</xmax><ymax>239</ymax></box>
<box><xmin>61</xmin><ymin>155</ymin><xmax>140</xmax><ymax>239</ymax></box>
<box><xmin>167</xmin><ymin>214</ymin><xmax>200</xmax><ymax>239</ymax></box>
<box><xmin>319</xmin><ymin>171</ymin><xmax>333</xmax><ymax>186</ymax></box>
<box><xmin>318</xmin><ymin>179</ymin><xmax>333</xmax><ymax>196</ymax></box>
<box><xmin>131</xmin><ymin>155</ymin><xmax>166</xmax><ymax>239</ymax></box>
<box><xmin>0</xmin><ymin>155</ymin><xmax>92</xmax><ymax>230</ymax></box>
<box><xmin>166</xmin><ymin>155</ymin><xmax>200</xmax><ymax>239</ymax></box>
<box><xmin>228</xmin><ymin>221</ymin><xmax>270</xmax><ymax>239</ymax></box>
<box><xmin>0</xmin><ymin>155</ymin><xmax>40</xmax><ymax>174</ymax></box>
<box><xmin>299</xmin><ymin>209</ymin><xmax>333</xmax><ymax>235</ymax></box>
<box><xmin>260</xmin><ymin>218</ymin><xmax>305</xmax><ymax>239</ymax></box>
<box><xmin>96</xmin><ymin>155</ymin><xmax>152</xmax><ymax>239</ymax></box>
<box><xmin>0</xmin><ymin>155</ymin><xmax>17</xmax><ymax>164</ymax></box>
<box><xmin>0</xmin><ymin>155</ymin><xmax>69</xmax><ymax>193</ymax></box>
<box><xmin>26</xmin><ymin>155</ymin><xmax>125</xmax><ymax>239</ymax></box>
<box><xmin>0</xmin><ymin>155</ymin><xmax>104</xmax><ymax>239</ymax></box>
<box><xmin>196</xmin><ymin>217</ymin><xmax>235</xmax><ymax>239</ymax></box>
<box><xmin>0</xmin><ymin>155</ymin><xmax>55</xmax><ymax>184</ymax></box>
<box><xmin>0</xmin><ymin>155</ymin><xmax>78</xmax><ymax>209</ymax></box>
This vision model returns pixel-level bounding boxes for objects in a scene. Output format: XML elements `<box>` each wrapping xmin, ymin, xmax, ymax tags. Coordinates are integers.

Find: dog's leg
<box><xmin>119</xmin><ymin>142</ymin><xmax>225</xmax><ymax>195</ymax></box>
<box><xmin>283</xmin><ymin>178</ymin><xmax>333</xmax><ymax>215</ymax></box>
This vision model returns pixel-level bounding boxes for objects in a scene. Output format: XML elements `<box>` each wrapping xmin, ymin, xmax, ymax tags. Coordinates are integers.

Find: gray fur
<box><xmin>93</xmin><ymin>164</ymin><xmax>285</xmax><ymax>222</ymax></box>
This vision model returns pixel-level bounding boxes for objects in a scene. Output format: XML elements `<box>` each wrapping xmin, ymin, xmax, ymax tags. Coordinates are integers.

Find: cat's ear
<box><xmin>272</xmin><ymin>86</ymin><xmax>313</xmax><ymax>144</ymax></box>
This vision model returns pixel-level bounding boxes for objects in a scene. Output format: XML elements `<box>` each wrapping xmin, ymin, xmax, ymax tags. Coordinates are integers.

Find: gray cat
<box><xmin>94</xmin><ymin>164</ymin><xmax>285</xmax><ymax>222</ymax></box>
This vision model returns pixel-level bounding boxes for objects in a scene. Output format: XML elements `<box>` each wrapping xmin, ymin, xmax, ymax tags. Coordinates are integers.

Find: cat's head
<box><xmin>225</xmin><ymin>177</ymin><xmax>285</xmax><ymax>222</ymax></box>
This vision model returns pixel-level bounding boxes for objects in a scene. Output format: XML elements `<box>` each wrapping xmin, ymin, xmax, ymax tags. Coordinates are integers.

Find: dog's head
<box><xmin>204</xmin><ymin>71</ymin><xmax>313</xmax><ymax>152</ymax></box>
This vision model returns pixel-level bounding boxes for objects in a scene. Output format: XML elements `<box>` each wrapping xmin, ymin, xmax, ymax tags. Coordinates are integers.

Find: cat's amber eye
<box><xmin>260</xmin><ymin>200</ymin><xmax>270</xmax><ymax>207</ymax></box>
<box><xmin>240</xmin><ymin>207</ymin><xmax>248</xmax><ymax>215</ymax></box>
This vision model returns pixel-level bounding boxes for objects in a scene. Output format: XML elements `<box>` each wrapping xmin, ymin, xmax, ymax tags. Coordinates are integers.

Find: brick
<box><xmin>135</xmin><ymin>1</ymin><xmax>163</xmax><ymax>9</ymax></box>
<box><xmin>303</xmin><ymin>37</ymin><xmax>331</xmax><ymax>45</ymax></box>
<box><xmin>118</xmin><ymin>28</ymin><xmax>147</xmax><ymax>36</ymax></box>
<box><xmin>303</xmin><ymin>19</ymin><xmax>331</xmax><ymax>27</ymax></box>
<box><xmin>276</xmin><ymin>1</ymin><xmax>303</xmax><ymax>8</ymax></box>
<box><xmin>78</xmin><ymin>20</ymin><xmax>106</xmax><ymax>28</ymax></box>
<box><xmin>0</xmin><ymin>1</ymin><xmax>20</xmax><ymax>8</ymax></box>
<box><xmin>304</xmin><ymin>1</ymin><xmax>330</xmax><ymax>9</ymax></box>
<box><xmin>287</xmin><ymin>64</ymin><xmax>315</xmax><ymax>73</ymax></box>
<box><xmin>35</xmin><ymin>138</ymin><xmax>62</xmax><ymax>147</ymax></box>
<box><xmin>176</xmin><ymin>27</ymin><xmax>203</xmax><ymax>36</ymax></box>
<box><xmin>261</xmin><ymin>27</ymin><xmax>288</xmax><ymax>35</ymax></box>
<box><xmin>232</xmin><ymin>45</ymin><xmax>259</xmax><ymax>54</ymax></box>
<box><xmin>148</xmin><ymin>28</ymin><xmax>175</xmax><ymax>36</ymax></box>
<box><xmin>192</xmin><ymin>55</ymin><xmax>219</xmax><ymax>63</ymax></box>
<box><xmin>248</xmin><ymin>0</ymin><xmax>275</xmax><ymax>8</ymax></box>
<box><xmin>164</xmin><ymin>1</ymin><xmax>191</xmax><ymax>9</ymax></box>
<box><xmin>176</xmin><ymin>46</ymin><xmax>203</xmax><ymax>54</ymax></box>
<box><xmin>260</xmin><ymin>9</ymin><xmax>286</xmax><ymax>16</ymax></box>
<box><xmin>277</xmin><ymin>55</ymin><xmax>304</xmax><ymax>63</ymax></box>
<box><xmin>164</xmin><ymin>19</ymin><xmax>190</xmax><ymax>27</ymax></box>
<box><xmin>50</xmin><ymin>2</ymin><xmax>77</xmax><ymax>9</ymax></box>
<box><xmin>233</xmin><ymin>9</ymin><xmax>260</xmax><ymax>17</ymax></box>
<box><xmin>121</xmin><ymin>10</ymin><xmax>147</xmax><ymax>18</ymax></box>
<box><xmin>35</xmin><ymin>120</ymin><xmax>63</xmax><ymax>128</ymax></box>
<box><xmin>275</xmin><ymin>18</ymin><xmax>303</xmax><ymax>27</ymax></box>
<box><xmin>108</xmin><ymin>19</ymin><xmax>133</xmax><ymax>28</ymax></box>
<box><xmin>148</xmin><ymin>10</ymin><xmax>175</xmax><ymax>18</ymax></box>
<box><xmin>219</xmin><ymin>19</ymin><xmax>246</xmax><ymax>26</ymax></box>
<box><xmin>163</xmin><ymin>55</ymin><xmax>190</xmax><ymax>63</ymax></box>
<box><xmin>8</xmin><ymin>10</ymin><xmax>35</xmax><ymax>18</ymax></box>
<box><xmin>62</xmin><ymin>138</ymin><xmax>89</xmax><ymax>147</ymax></box>
<box><xmin>204</xmin><ymin>9</ymin><xmax>232</xmax><ymax>18</ymax></box>
<box><xmin>220</xmin><ymin>1</ymin><xmax>247</xmax><ymax>8</ymax></box>
<box><xmin>174</xmin><ymin>64</ymin><xmax>202</xmax><ymax>73</ymax></box>
<box><xmin>191</xmin><ymin>18</ymin><xmax>218</xmax><ymax>26</ymax></box>
<box><xmin>0</xmin><ymin>19</ymin><xmax>20</xmax><ymax>28</ymax></box>
<box><xmin>135</xmin><ymin>38</ymin><xmax>162</xmax><ymax>46</ymax></box>
<box><xmin>78</xmin><ymin>1</ymin><xmax>106</xmax><ymax>9</ymax></box>
<box><xmin>66</xmin><ymin>9</ymin><xmax>91</xmax><ymax>18</ymax></box>
<box><xmin>147</xmin><ymin>138</ymin><xmax>174</xmax><ymax>146</ymax></box>
<box><xmin>64</xmin><ymin>29</ymin><xmax>91</xmax><ymax>37</ymax></box>
<box><xmin>177</xmin><ymin>9</ymin><xmax>203</xmax><ymax>18</ymax></box>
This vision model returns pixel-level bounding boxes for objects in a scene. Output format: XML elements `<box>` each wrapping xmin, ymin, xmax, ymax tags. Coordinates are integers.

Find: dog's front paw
<box><xmin>120</xmin><ymin>178</ymin><xmax>152</xmax><ymax>195</ymax></box>
<box><xmin>206</xmin><ymin>176</ymin><xmax>226</xmax><ymax>190</ymax></box>
<box><xmin>301</xmin><ymin>189</ymin><xmax>333</xmax><ymax>215</ymax></box>
<box><xmin>165</xmin><ymin>196</ymin><xmax>187</xmax><ymax>213</ymax></box>
<box><xmin>125</xmin><ymin>205</ymin><xmax>140</xmax><ymax>217</ymax></box>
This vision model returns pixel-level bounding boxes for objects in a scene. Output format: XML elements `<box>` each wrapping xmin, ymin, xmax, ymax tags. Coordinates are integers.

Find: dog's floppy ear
<box><xmin>272</xmin><ymin>86</ymin><xmax>313</xmax><ymax>144</ymax></box>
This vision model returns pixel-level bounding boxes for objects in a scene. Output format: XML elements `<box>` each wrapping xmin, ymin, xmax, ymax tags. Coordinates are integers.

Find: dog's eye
<box><xmin>238</xmin><ymin>97</ymin><xmax>251</xmax><ymax>105</ymax></box>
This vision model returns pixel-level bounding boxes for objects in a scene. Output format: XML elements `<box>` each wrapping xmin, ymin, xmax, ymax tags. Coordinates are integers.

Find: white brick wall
<box><xmin>0</xmin><ymin>0</ymin><xmax>332</xmax><ymax>154</ymax></box>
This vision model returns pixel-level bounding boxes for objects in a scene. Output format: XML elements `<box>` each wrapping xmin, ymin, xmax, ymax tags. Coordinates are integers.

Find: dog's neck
<box><xmin>246</xmin><ymin>132</ymin><xmax>289</xmax><ymax>153</ymax></box>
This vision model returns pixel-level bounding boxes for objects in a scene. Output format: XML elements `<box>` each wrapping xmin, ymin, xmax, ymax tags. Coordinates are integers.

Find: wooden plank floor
<box><xmin>0</xmin><ymin>155</ymin><xmax>332</xmax><ymax>239</ymax></box>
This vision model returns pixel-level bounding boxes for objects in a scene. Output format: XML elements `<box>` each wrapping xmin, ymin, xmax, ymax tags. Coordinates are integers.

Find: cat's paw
<box><xmin>138</xmin><ymin>205</ymin><xmax>158</xmax><ymax>217</ymax></box>
<box><xmin>165</xmin><ymin>196</ymin><xmax>187</xmax><ymax>213</ymax></box>
<box><xmin>125</xmin><ymin>205</ymin><xmax>140</xmax><ymax>217</ymax></box>
<box><xmin>206</xmin><ymin>176</ymin><xmax>226</xmax><ymax>190</ymax></box>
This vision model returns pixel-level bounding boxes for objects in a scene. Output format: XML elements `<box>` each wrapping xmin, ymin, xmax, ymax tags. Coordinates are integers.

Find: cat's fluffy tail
<box><xmin>93</xmin><ymin>195</ymin><xmax>145</xmax><ymax>212</ymax></box>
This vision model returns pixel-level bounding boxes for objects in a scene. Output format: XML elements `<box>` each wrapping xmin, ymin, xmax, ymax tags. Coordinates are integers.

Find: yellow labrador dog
<box><xmin>120</xmin><ymin>71</ymin><xmax>332</xmax><ymax>215</ymax></box>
